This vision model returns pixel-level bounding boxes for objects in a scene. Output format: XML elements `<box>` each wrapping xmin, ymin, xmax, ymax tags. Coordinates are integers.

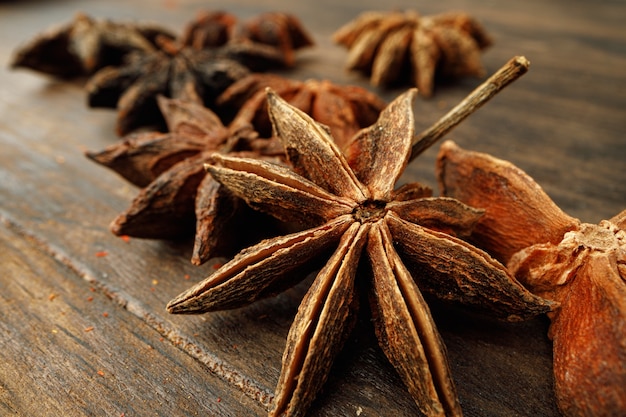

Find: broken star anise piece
<box><xmin>216</xmin><ymin>73</ymin><xmax>386</xmax><ymax>148</ymax></box>
<box><xmin>333</xmin><ymin>10</ymin><xmax>492</xmax><ymax>97</ymax></box>
<box><xmin>10</xmin><ymin>12</ymin><xmax>175</xmax><ymax>78</ymax></box>
<box><xmin>86</xmin><ymin>95</ymin><xmax>283</xmax><ymax>263</ymax></box>
<box><xmin>437</xmin><ymin>140</ymin><xmax>626</xmax><ymax>417</ymax></box>
<box><xmin>86</xmin><ymin>11</ymin><xmax>287</xmax><ymax>136</ymax></box>
<box><xmin>167</xmin><ymin>89</ymin><xmax>553</xmax><ymax>417</ymax></box>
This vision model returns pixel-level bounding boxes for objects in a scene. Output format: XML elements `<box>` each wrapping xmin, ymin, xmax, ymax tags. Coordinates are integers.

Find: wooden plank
<box><xmin>0</xmin><ymin>220</ymin><xmax>266</xmax><ymax>417</ymax></box>
<box><xmin>0</xmin><ymin>0</ymin><xmax>624</xmax><ymax>416</ymax></box>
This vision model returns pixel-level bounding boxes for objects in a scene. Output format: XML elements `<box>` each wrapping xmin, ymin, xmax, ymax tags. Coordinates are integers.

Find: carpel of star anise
<box><xmin>86</xmin><ymin>95</ymin><xmax>283</xmax><ymax>264</ymax></box>
<box><xmin>167</xmin><ymin>58</ymin><xmax>553</xmax><ymax>417</ymax></box>
<box><xmin>333</xmin><ymin>10</ymin><xmax>492</xmax><ymax>97</ymax></box>
<box><xmin>436</xmin><ymin>140</ymin><xmax>626</xmax><ymax>417</ymax></box>
<box><xmin>216</xmin><ymin>73</ymin><xmax>386</xmax><ymax>148</ymax></box>
<box><xmin>85</xmin><ymin>11</ymin><xmax>288</xmax><ymax>136</ymax></box>
<box><xmin>10</xmin><ymin>12</ymin><xmax>176</xmax><ymax>78</ymax></box>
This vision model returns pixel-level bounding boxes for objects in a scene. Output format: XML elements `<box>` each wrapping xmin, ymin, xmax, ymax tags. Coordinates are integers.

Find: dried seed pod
<box><xmin>85</xmin><ymin>11</ymin><xmax>292</xmax><ymax>135</ymax></box>
<box><xmin>235</xmin><ymin>12</ymin><xmax>314</xmax><ymax>66</ymax></box>
<box><xmin>333</xmin><ymin>10</ymin><xmax>493</xmax><ymax>97</ymax></box>
<box><xmin>217</xmin><ymin>73</ymin><xmax>386</xmax><ymax>148</ymax></box>
<box><xmin>86</xmin><ymin>96</ymin><xmax>283</xmax><ymax>263</ymax></box>
<box><xmin>168</xmin><ymin>69</ymin><xmax>552</xmax><ymax>417</ymax></box>
<box><xmin>10</xmin><ymin>12</ymin><xmax>175</xmax><ymax>78</ymax></box>
<box><xmin>437</xmin><ymin>140</ymin><xmax>626</xmax><ymax>417</ymax></box>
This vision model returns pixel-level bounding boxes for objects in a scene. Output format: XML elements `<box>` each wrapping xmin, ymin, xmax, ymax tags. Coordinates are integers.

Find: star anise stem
<box><xmin>410</xmin><ymin>56</ymin><xmax>529</xmax><ymax>160</ymax></box>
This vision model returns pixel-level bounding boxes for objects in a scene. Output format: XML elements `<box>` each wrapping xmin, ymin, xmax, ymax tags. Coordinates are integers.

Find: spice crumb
<box><xmin>95</xmin><ymin>251</ymin><xmax>108</xmax><ymax>257</ymax></box>
<box><xmin>48</xmin><ymin>293</ymin><xmax>58</xmax><ymax>301</ymax></box>
<box><xmin>86</xmin><ymin>296</ymin><xmax>94</xmax><ymax>302</ymax></box>
<box><xmin>97</xmin><ymin>370</ymin><xmax>105</xmax><ymax>377</ymax></box>
<box><xmin>84</xmin><ymin>326</ymin><xmax>95</xmax><ymax>332</ymax></box>
<box><xmin>120</xmin><ymin>235</ymin><xmax>130</xmax><ymax>243</ymax></box>
<box><xmin>102</xmin><ymin>312</ymin><xmax>109</xmax><ymax>318</ymax></box>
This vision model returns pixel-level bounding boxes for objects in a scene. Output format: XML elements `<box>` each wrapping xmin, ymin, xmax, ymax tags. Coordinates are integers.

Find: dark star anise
<box><xmin>86</xmin><ymin>95</ymin><xmax>283</xmax><ymax>263</ymax></box>
<box><xmin>10</xmin><ymin>12</ymin><xmax>176</xmax><ymax>78</ymax></box>
<box><xmin>167</xmin><ymin>88</ymin><xmax>553</xmax><ymax>416</ymax></box>
<box><xmin>216</xmin><ymin>73</ymin><xmax>386</xmax><ymax>148</ymax></box>
<box><xmin>437</xmin><ymin>141</ymin><xmax>626</xmax><ymax>417</ymax></box>
<box><xmin>86</xmin><ymin>12</ymin><xmax>287</xmax><ymax>136</ymax></box>
<box><xmin>333</xmin><ymin>10</ymin><xmax>492</xmax><ymax>97</ymax></box>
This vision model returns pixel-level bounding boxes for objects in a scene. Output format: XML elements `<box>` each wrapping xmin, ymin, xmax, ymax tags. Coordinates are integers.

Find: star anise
<box><xmin>86</xmin><ymin>12</ymin><xmax>287</xmax><ymax>136</ymax></box>
<box><xmin>437</xmin><ymin>140</ymin><xmax>626</xmax><ymax>417</ymax></box>
<box><xmin>10</xmin><ymin>12</ymin><xmax>175</xmax><ymax>78</ymax></box>
<box><xmin>179</xmin><ymin>10</ymin><xmax>238</xmax><ymax>49</ymax></box>
<box><xmin>86</xmin><ymin>95</ymin><xmax>283</xmax><ymax>263</ymax></box>
<box><xmin>216</xmin><ymin>73</ymin><xmax>387</xmax><ymax>148</ymax></box>
<box><xmin>167</xmin><ymin>86</ymin><xmax>553</xmax><ymax>416</ymax></box>
<box><xmin>333</xmin><ymin>10</ymin><xmax>492</xmax><ymax>97</ymax></box>
<box><xmin>234</xmin><ymin>12</ymin><xmax>315</xmax><ymax>67</ymax></box>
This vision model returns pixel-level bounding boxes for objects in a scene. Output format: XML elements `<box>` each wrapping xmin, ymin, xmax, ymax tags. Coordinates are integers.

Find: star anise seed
<box><xmin>216</xmin><ymin>73</ymin><xmax>387</xmax><ymax>148</ymax></box>
<box><xmin>437</xmin><ymin>140</ymin><xmax>626</xmax><ymax>417</ymax></box>
<box><xmin>10</xmin><ymin>12</ymin><xmax>176</xmax><ymax>78</ymax></box>
<box><xmin>167</xmin><ymin>89</ymin><xmax>553</xmax><ymax>417</ymax></box>
<box><xmin>333</xmin><ymin>10</ymin><xmax>492</xmax><ymax>97</ymax></box>
<box><xmin>86</xmin><ymin>95</ymin><xmax>282</xmax><ymax>262</ymax></box>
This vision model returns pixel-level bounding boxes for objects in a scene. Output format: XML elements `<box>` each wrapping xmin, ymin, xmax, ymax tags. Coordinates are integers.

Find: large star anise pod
<box><xmin>216</xmin><ymin>73</ymin><xmax>386</xmax><ymax>147</ymax></box>
<box><xmin>437</xmin><ymin>140</ymin><xmax>626</xmax><ymax>417</ymax></box>
<box><xmin>10</xmin><ymin>12</ymin><xmax>175</xmax><ymax>78</ymax></box>
<box><xmin>333</xmin><ymin>10</ymin><xmax>492</xmax><ymax>97</ymax></box>
<box><xmin>86</xmin><ymin>95</ymin><xmax>283</xmax><ymax>263</ymax></box>
<box><xmin>86</xmin><ymin>12</ymin><xmax>287</xmax><ymax>136</ymax></box>
<box><xmin>167</xmin><ymin>88</ymin><xmax>553</xmax><ymax>416</ymax></box>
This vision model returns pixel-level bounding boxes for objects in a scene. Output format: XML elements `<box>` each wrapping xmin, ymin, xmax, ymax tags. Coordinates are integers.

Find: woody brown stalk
<box><xmin>411</xmin><ymin>55</ymin><xmax>529</xmax><ymax>160</ymax></box>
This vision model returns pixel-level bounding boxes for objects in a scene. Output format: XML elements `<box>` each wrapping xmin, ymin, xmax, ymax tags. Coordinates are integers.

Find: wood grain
<box><xmin>0</xmin><ymin>0</ymin><xmax>624</xmax><ymax>416</ymax></box>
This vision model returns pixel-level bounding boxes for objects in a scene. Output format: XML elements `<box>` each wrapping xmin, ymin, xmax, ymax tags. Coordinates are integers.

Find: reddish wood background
<box><xmin>1</xmin><ymin>0</ymin><xmax>624</xmax><ymax>416</ymax></box>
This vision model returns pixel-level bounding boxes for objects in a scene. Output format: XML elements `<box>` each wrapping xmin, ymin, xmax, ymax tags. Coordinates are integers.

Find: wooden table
<box><xmin>1</xmin><ymin>0</ymin><xmax>624</xmax><ymax>416</ymax></box>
